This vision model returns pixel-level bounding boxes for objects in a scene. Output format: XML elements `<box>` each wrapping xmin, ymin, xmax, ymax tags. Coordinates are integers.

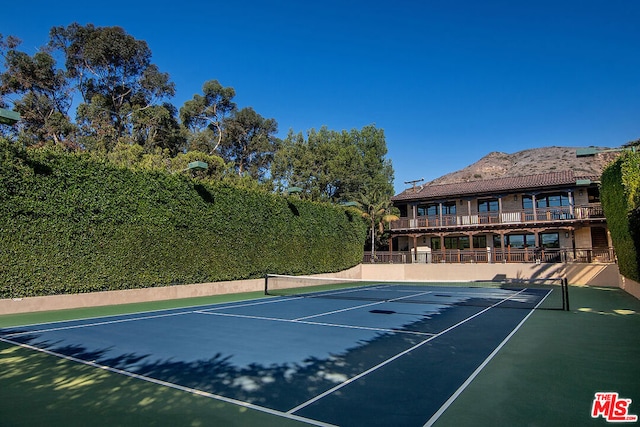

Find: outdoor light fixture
<box><xmin>186</xmin><ymin>161</ymin><xmax>208</xmax><ymax>171</ymax></box>
<box><xmin>178</xmin><ymin>161</ymin><xmax>208</xmax><ymax>173</ymax></box>
<box><xmin>0</xmin><ymin>108</ymin><xmax>20</xmax><ymax>125</ymax></box>
<box><xmin>286</xmin><ymin>187</ymin><xmax>303</xmax><ymax>195</ymax></box>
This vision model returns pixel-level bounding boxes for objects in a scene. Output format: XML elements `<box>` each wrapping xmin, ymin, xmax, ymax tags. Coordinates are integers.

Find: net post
<box><xmin>563</xmin><ymin>277</ymin><xmax>570</xmax><ymax>311</ymax></box>
<box><xmin>264</xmin><ymin>274</ymin><xmax>269</xmax><ymax>295</ymax></box>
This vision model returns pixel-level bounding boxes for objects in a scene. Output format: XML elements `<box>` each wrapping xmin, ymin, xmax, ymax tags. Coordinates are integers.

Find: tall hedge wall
<box><xmin>600</xmin><ymin>152</ymin><xmax>640</xmax><ymax>282</ymax></box>
<box><xmin>0</xmin><ymin>141</ymin><xmax>367</xmax><ymax>298</ymax></box>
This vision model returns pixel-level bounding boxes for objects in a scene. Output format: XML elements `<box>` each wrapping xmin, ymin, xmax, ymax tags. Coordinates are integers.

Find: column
<box><xmin>468</xmin><ymin>232</ymin><xmax>475</xmax><ymax>262</ymax></box>
<box><xmin>568</xmin><ymin>191</ymin><xmax>574</xmax><ymax>217</ymax></box>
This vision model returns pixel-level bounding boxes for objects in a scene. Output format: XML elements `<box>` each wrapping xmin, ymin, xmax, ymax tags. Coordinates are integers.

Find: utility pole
<box><xmin>404</xmin><ymin>178</ymin><xmax>424</xmax><ymax>192</ymax></box>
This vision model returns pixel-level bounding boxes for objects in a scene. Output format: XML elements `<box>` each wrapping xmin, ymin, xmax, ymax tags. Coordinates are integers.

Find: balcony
<box><xmin>363</xmin><ymin>247</ymin><xmax>615</xmax><ymax>264</ymax></box>
<box><xmin>390</xmin><ymin>204</ymin><xmax>605</xmax><ymax>232</ymax></box>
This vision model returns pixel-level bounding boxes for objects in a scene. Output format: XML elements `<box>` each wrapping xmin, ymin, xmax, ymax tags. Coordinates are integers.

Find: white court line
<box><xmin>422</xmin><ymin>289</ymin><xmax>553</xmax><ymax>427</ymax></box>
<box><xmin>293</xmin><ymin>289</ymin><xmax>435</xmax><ymax>321</ymax></box>
<box><xmin>0</xmin><ymin>335</ymin><xmax>337</xmax><ymax>427</ymax></box>
<box><xmin>293</xmin><ymin>299</ymin><xmax>390</xmax><ymax>320</ymax></box>
<box><xmin>2</xmin><ymin>311</ymin><xmax>193</xmax><ymax>338</ymax></box>
<box><xmin>1</xmin><ymin>296</ymin><xmax>300</xmax><ymax>338</ymax></box>
<box><xmin>287</xmin><ymin>288</ymin><xmax>531</xmax><ymax>415</ymax></box>
<box><xmin>194</xmin><ymin>311</ymin><xmax>433</xmax><ymax>337</ymax></box>
<box><xmin>0</xmin><ymin>284</ymin><xmax>428</xmax><ymax>338</ymax></box>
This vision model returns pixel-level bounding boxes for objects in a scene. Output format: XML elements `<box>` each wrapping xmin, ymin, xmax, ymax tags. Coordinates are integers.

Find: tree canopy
<box><xmin>271</xmin><ymin>125</ymin><xmax>394</xmax><ymax>203</ymax></box>
<box><xmin>180</xmin><ymin>79</ymin><xmax>237</xmax><ymax>154</ymax></box>
<box><xmin>1</xmin><ymin>23</ymin><xmax>396</xmax><ymax>250</ymax></box>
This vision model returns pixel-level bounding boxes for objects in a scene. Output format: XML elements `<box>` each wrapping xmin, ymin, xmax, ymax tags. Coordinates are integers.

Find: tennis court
<box><xmin>0</xmin><ymin>277</ymin><xmax>567</xmax><ymax>426</ymax></box>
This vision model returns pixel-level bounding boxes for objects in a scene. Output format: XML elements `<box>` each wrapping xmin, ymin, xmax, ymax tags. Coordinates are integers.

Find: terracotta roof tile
<box><xmin>392</xmin><ymin>171</ymin><xmax>598</xmax><ymax>202</ymax></box>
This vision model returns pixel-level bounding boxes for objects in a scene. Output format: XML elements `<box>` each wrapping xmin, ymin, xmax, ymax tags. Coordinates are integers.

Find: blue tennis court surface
<box><xmin>0</xmin><ymin>284</ymin><xmax>551</xmax><ymax>426</ymax></box>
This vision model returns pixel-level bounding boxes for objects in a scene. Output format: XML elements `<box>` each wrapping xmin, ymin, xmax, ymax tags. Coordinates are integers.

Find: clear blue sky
<box><xmin>3</xmin><ymin>0</ymin><xmax>639</xmax><ymax>193</ymax></box>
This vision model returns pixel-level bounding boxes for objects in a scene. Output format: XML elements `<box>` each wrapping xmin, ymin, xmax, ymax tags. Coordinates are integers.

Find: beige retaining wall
<box><xmin>0</xmin><ymin>267</ymin><xmax>363</xmax><ymax>316</ymax></box>
<box><xmin>0</xmin><ymin>278</ymin><xmax>263</xmax><ymax>316</ymax></box>
<box><xmin>619</xmin><ymin>275</ymin><xmax>640</xmax><ymax>300</ymax></box>
<box><xmin>357</xmin><ymin>263</ymin><xmax>639</xmax><ymax>300</ymax></box>
<box><xmin>0</xmin><ymin>263</ymin><xmax>636</xmax><ymax>316</ymax></box>
<box><xmin>359</xmin><ymin>263</ymin><xmax>623</xmax><ymax>287</ymax></box>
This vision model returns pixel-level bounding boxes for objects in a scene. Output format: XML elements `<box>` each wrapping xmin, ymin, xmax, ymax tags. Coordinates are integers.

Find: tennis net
<box><xmin>264</xmin><ymin>274</ymin><xmax>569</xmax><ymax>311</ymax></box>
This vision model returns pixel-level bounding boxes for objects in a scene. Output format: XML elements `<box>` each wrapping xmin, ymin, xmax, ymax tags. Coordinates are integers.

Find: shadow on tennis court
<box><xmin>1</xmin><ymin>286</ymin><xmax>638</xmax><ymax>426</ymax></box>
<box><xmin>0</xmin><ymin>339</ymin><xmax>305</xmax><ymax>426</ymax></box>
<box><xmin>2</xmin><ymin>314</ymin><xmax>434</xmax><ymax>412</ymax></box>
<box><xmin>1</xmin><ymin>292</ymin><xmax>537</xmax><ymax>427</ymax></box>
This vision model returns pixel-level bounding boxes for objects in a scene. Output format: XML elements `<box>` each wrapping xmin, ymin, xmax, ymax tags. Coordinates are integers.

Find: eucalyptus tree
<box><xmin>48</xmin><ymin>23</ymin><xmax>175</xmax><ymax>152</ymax></box>
<box><xmin>132</xmin><ymin>102</ymin><xmax>184</xmax><ymax>156</ymax></box>
<box><xmin>220</xmin><ymin>107</ymin><xmax>279</xmax><ymax>181</ymax></box>
<box><xmin>180</xmin><ymin>79</ymin><xmax>237</xmax><ymax>154</ymax></box>
<box><xmin>0</xmin><ymin>34</ymin><xmax>75</xmax><ymax>146</ymax></box>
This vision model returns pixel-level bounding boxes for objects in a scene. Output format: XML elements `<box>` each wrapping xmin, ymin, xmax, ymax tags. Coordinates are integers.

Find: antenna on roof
<box><xmin>404</xmin><ymin>178</ymin><xmax>424</xmax><ymax>192</ymax></box>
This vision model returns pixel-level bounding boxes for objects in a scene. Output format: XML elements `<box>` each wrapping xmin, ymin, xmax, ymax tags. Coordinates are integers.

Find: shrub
<box><xmin>600</xmin><ymin>152</ymin><xmax>640</xmax><ymax>282</ymax></box>
<box><xmin>0</xmin><ymin>140</ymin><xmax>367</xmax><ymax>298</ymax></box>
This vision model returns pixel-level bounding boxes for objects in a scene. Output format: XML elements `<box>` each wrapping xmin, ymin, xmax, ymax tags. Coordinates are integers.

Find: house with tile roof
<box><xmin>383</xmin><ymin>170</ymin><xmax>613</xmax><ymax>264</ymax></box>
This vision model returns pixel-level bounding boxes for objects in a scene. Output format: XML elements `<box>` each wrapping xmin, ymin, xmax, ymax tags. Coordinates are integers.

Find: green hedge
<box><xmin>600</xmin><ymin>152</ymin><xmax>640</xmax><ymax>282</ymax></box>
<box><xmin>0</xmin><ymin>141</ymin><xmax>367</xmax><ymax>298</ymax></box>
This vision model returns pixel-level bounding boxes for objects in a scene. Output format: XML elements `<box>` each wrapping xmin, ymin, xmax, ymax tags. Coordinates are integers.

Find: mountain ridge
<box><xmin>425</xmin><ymin>146</ymin><xmax>618</xmax><ymax>187</ymax></box>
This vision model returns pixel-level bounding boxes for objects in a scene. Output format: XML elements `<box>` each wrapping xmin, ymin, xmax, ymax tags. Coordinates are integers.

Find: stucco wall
<box><xmin>0</xmin><ymin>266</ymin><xmax>363</xmax><ymax>315</ymax></box>
<box><xmin>0</xmin><ymin>263</ymin><xmax>633</xmax><ymax>316</ymax></box>
<box><xmin>619</xmin><ymin>275</ymin><xmax>640</xmax><ymax>300</ymax></box>
<box><xmin>0</xmin><ymin>278</ymin><xmax>265</xmax><ymax>315</ymax></box>
<box><xmin>359</xmin><ymin>262</ymin><xmax>567</xmax><ymax>282</ymax></box>
<box><xmin>358</xmin><ymin>262</ymin><xmax>623</xmax><ymax>287</ymax></box>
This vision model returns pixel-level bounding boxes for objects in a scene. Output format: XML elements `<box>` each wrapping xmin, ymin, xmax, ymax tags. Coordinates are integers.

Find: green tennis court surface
<box><xmin>1</xmin><ymin>283</ymin><xmax>638</xmax><ymax>426</ymax></box>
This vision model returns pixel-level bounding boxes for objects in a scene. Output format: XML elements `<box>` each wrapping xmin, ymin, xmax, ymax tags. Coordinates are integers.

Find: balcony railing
<box><xmin>363</xmin><ymin>247</ymin><xmax>615</xmax><ymax>264</ymax></box>
<box><xmin>391</xmin><ymin>204</ymin><xmax>604</xmax><ymax>230</ymax></box>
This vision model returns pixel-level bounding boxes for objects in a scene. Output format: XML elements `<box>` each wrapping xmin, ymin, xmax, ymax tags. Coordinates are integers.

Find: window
<box><xmin>478</xmin><ymin>199</ymin><xmax>499</xmax><ymax>212</ymax></box>
<box><xmin>588</xmin><ymin>187</ymin><xmax>600</xmax><ymax>203</ymax></box>
<box><xmin>417</xmin><ymin>203</ymin><xmax>438</xmax><ymax>216</ymax></box>
<box><xmin>473</xmin><ymin>235</ymin><xmax>487</xmax><ymax>248</ymax></box>
<box><xmin>523</xmin><ymin>194</ymin><xmax>571</xmax><ymax>209</ymax></box>
<box><xmin>540</xmin><ymin>233</ymin><xmax>560</xmax><ymax>249</ymax></box>
<box><xmin>505</xmin><ymin>233</ymin><xmax>535</xmax><ymax>248</ymax></box>
<box><xmin>442</xmin><ymin>202</ymin><xmax>457</xmax><ymax>215</ymax></box>
<box><xmin>536</xmin><ymin>193</ymin><xmax>570</xmax><ymax>208</ymax></box>
<box><xmin>432</xmin><ymin>235</ymin><xmax>485</xmax><ymax>249</ymax></box>
<box><xmin>444</xmin><ymin>236</ymin><xmax>469</xmax><ymax>249</ymax></box>
<box><xmin>431</xmin><ymin>237</ymin><xmax>441</xmax><ymax>250</ymax></box>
